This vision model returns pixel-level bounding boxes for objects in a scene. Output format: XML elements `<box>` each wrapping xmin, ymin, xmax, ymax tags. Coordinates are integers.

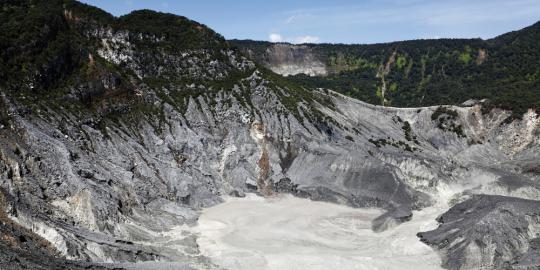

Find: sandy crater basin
<box><xmin>196</xmin><ymin>194</ymin><xmax>442</xmax><ymax>270</ymax></box>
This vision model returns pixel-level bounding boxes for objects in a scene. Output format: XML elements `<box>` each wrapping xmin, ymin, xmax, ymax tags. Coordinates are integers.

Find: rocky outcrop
<box><xmin>1</xmin><ymin>1</ymin><xmax>540</xmax><ymax>269</ymax></box>
<box><xmin>245</xmin><ymin>43</ymin><xmax>327</xmax><ymax>76</ymax></box>
<box><xmin>0</xmin><ymin>187</ymin><xmax>109</xmax><ymax>270</ymax></box>
<box><xmin>418</xmin><ymin>195</ymin><xmax>540</xmax><ymax>270</ymax></box>
<box><xmin>3</xmin><ymin>80</ymin><xmax>540</xmax><ymax>268</ymax></box>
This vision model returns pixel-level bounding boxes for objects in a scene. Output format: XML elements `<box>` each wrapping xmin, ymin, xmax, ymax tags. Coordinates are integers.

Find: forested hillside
<box><xmin>233</xmin><ymin>22</ymin><xmax>540</xmax><ymax>116</ymax></box>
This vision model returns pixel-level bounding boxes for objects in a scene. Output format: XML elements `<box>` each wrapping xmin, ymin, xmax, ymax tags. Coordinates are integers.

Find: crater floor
<box><xmin>196</xmin><ymin>194</ymin><xmax>443</xmax><ymax>270</ymax></box>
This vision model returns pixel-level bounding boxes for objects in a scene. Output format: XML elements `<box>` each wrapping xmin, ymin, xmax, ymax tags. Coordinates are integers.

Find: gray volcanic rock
<box><xmin>515</xmin><ymin>238</ymin><xmax>540</xmax><ymax>269</ymax></box>
<box><xmin>418</xmin><ymin>195</ymin><xmax>540</xmax><ymax>270</ymax></box>
<box><xmin>244</xmin><ymin>43</ymin><xmax>327</xmax><ymax>76</ymax></box>
<box><xmin>0</xmin><ymin>188</ymin><xmax>110</xmax><ymax>270</ymax></box>
<box><xmin>1</xmin><ymin>1</ymin><xmax>540</xmax><ymax>269</ymax></box>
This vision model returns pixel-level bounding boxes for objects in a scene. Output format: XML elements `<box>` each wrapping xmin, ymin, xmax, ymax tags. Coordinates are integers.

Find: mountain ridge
<box><xmin>232</xmin><ymin>21</ymin><xmax>540</xmax><ymax>116</ymax></box>
<box><xmin>1</xmin><ymin>1</ymin><xmax>540</xmax><ymax>269</ymax></box>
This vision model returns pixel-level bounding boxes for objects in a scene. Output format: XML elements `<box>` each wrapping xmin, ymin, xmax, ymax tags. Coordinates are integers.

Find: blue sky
<box><xmin>80</xmin><ymin>0</ymin><xmax>540</xmax><ymax>44</ymax></box>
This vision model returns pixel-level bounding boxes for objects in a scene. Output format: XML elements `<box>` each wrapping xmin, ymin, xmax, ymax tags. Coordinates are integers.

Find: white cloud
<box><xmin>269</xmin><ymin>33</ymin><xmax>284</xmax><ymax>42</ymax></box>
<box><xmin>283</xmin><ymin>13</ymin><xmax>314</xmax><ymax>24</ymax></box>
<box><xmin>293</xmin><ymin>35</ymin><xmax>320</xmax><ymax>44</ymax></box>
<box><xmin>284</xmin><ymin>15</ymin><xmax>298</xmax><ymax>24</ymax></box>
<box><xmin>420</xmin><ymin>35</ymin><xmax>441</xmax><ymax>40</ymax></box>
<box><xmin>269</xmin><ymin>33</ymin><xmax>321</xmax><ymax>44</ymax></box>
<box><xmin>273</xmin><ymin>0</ymin><xmax>540</xmax><ymax>42</ymax></box>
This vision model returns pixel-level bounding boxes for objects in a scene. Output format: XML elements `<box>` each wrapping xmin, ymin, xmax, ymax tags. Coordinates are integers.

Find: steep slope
<box><xmin>232</xmin><ymin>22</ymin><xmax>540</xmax><ymax>115</ymax></box>
<box><xmin>419</xmin><ymin>195</ymin><xmax>540</xmax><ymax>270</ymax></box>
<box><xmin>1</xmin><ymin>1</ymin><xmax>540</xmax><ymax>269</ymax></box>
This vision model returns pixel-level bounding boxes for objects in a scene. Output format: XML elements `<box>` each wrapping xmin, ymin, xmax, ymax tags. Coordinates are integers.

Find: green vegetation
<box><xmin>431</xmin><ymin>106</ymin><xmax>466</xmax><ymax>138</ymax></box>
<box><xmin>143</xmin><ymin>65</ymin><xmax>255</xmax><ymax>115</ymax></box>
<box><xmin>375</xmin><ymin>86</ymin><xmax>383</xmax><ymax>101</ymax></box>
<box><xmin>261</xmin><ymin>65</ymin><xmax>338</xmax><ymax>125</ymax></box>
<box><xmin>117</xmin><ymin>10</ymin><xmax>226</xmax><ymax>52</ymax></box>
<box><xmin>369</xmin><ymin>138</ymin><xmax>415</xmax><ymax>152</ymax></box>
<box><xmin>327</xmin><ymin>54</ymin><xmax>378</xmax><ymax>73</ymax></box>
<box><xmin>402</xmin><ymin>121</ymin><xmax>412</xmax><ymax>141</ymax></box>
<box><xmin>0</xmin><ymin>0</ymin><xmax>237</xmax><ymax>121</ymax></box>
<box><xmin>3</xmin><ymin>0</ymin><xmax>540</xmax><ymax>142</ymax></box>
<box><xmin>396</xmin><ymin>55</ymin><xmax>407</xmax><ymax>69</ymax></box>
<box><xmin>233</xmin><ymin>21</ymin><xmax>540</xmax><ymax>116</ymax></box>
<box><xmin>0</xmin><ymin>0</ymin><xmax>337</xmax><ymax>141</ymax></box>
<box><xmin>458</xmin><ymin>52</ymin><xmax>471</xmax><ymax>64</ymax></box>
<box><xmin>390</xmin><ymin>82</ymin><xmax>398</xmax><ymax>92</ymax></box>
<box><xmin>431</xmin><ymin>106</ymin><xmax>458</xmax><ymax>121</ymax></box>
<box><xmin>458</xmin><ymin>46</ymin><xmax>472</xmax><ymax>64</ymax></box>
<box><xmin>1</xmin><ymin>1</ymin><xmax>84</xmax><ymax>94</ymax></box>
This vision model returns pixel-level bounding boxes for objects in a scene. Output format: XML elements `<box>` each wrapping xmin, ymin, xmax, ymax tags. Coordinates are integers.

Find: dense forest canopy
<box><xmin>1</xmin><ymin>0</ymin><xmax>539</xmax><ymax>118</ymax></box>
<box><xmin>232</xmin><ymin>21</ymin><xmax>540</xmax><ymax>116</ymax></box>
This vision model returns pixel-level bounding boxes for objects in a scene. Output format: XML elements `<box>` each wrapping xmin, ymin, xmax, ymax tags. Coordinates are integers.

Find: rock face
<box><xmin>418</xmin><ymin>195</ymin><xmax>540</xmax><ymax>270</ymax></box>
<box><xmin>232</xmin><ymin>24</ymin><xmax>540</xmax><ymax>114</ymax></box>
<box><xmin>243</xmin><ymin>43</ymin><xmax>327</xmax><ymax>76</ymax></box>
<box><xmin>0</xmin><ymin>189</ymin><xmax>107</xmax><ymax>270</ymax></box>
<box><xmin>1</xmin><ymin>1</ymin><xmax>540</xmax><ymax>269</ymax></box>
